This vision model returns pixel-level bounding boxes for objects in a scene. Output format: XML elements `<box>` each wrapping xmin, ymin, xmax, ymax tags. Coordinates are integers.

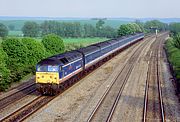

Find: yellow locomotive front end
<box><xmin>36</xmin><ymin>63</ymin><xmax>61</xmax><ymax>95</ymax></box>
<box><xmin>36</xmin><ymin>72</ymin><xmax>59</xmax><ymax>84</ymax></box>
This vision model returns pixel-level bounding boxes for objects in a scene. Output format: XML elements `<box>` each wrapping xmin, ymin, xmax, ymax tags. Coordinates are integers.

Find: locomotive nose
<box><xmin>36</xmin><ymin>72</ymin><xmax>59</xmax><ymax>84</ymax></box>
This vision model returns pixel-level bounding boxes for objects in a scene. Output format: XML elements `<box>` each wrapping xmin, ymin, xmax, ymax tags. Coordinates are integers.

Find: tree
<box><xmin>22</xmin><ymin>21</ymin><xmax>40</xmax><ymax>37</ymax></box>
<box><xmin>132</xmin><ymin>23</ymin><xmax>142</xmax><ymax>33</ymax></box>
<box><xmin>21</xmin><ymin>38</ymin><xmax>48</xmax><ymax>72</ymax></box>
<box><xmin>96</xmin><ymin>20</ymin><xmax>105</xmax><ymax>37</ymax></box>
<box><xmin>0</xmin><ymin>48</ymin><xmax>10</xmax><ymax>91</ymax></box>
<box><xmin>42</xmin><ymin>34</ymin><xmax>65</xmax><ymax>55</ymax></box>
<box><xmin>118</xmin><ymin>22</ymin><xmax>144</xmax><ymax>37</ymax></box>
<box><xmin>0</xmin><ymin>23</ymin><xmax>8</xmax><ymax>37</ymax></box>
<box><xmin>2</xmin><ymin>38</ymin><xmax>29</xmax><ymax>81</ymax></box>
<box><xmin>96</xmin><ymin>19</ymin><xmax>105</xmax><ymax>29</ymax></box>
<box><xmin>127</xmin><ymin>23</ymin><xmax>136</xmax><ymax>34</ymax></box>
<box><xmin>135</xmin><ymin>20</ymin><xmax>144</xmax><ymax>32</ymax></box>
<box><xmin>100</xmin><ymin>26</ymin><xmax>117</xmax><ymax>38</ymax></box>
<box><xmin>72</xmin><ymin>22</ymin><xmax>82</xmax><ymax>37</ymax></box>
<box><xmin>83</xmin><ymin>24</ymin><xmax>96</xmax><ymax>37</ymax></box>
<box><xmin>118</xmin><ymin>24</ymin><xmax>132</xmax><ymax>36</ymax></box>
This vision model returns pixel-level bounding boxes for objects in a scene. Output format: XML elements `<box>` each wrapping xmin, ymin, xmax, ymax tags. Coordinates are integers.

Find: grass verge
<box><xmin>165</xmin><ymin>37</ymin><xmax>180</xmax><ymax>80</ymax></box>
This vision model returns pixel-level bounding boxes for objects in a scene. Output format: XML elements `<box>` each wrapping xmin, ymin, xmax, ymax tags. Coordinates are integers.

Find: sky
<box><xmin>0</xmin><ymin>0</ymin><xmax>179</xmax><ymax>18</ymax></box>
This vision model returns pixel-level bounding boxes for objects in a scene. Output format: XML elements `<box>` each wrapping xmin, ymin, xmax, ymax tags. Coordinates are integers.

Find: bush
<box><xmin>21</xmin><ymin>38</ymin><xmax>48</xmax><ymax>73</ymax></box>
<box><xmin>42</xmin><ymin>34</ymin><xmax>65</xmax><ymax>55</ymax></box>
<box><xmin>0</xmin><ymin>48</ymin><xmax>10</xmax><ymax>91</ymax></box>
<box><xmin>2</xmin><ymin>38</ymin><xmax>29</xmax><ymax>82</ymax></box>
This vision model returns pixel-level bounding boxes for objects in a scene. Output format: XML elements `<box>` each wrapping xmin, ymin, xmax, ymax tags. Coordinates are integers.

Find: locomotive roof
<box><xmin>37</xmin><ymin>58</ymin><xmax>62</xmax><ymax>65</ymax></box>
<box><xmin>38</xmin><ymin>50</ymin><xmax>83</xmax><ymax>65</ymax></box>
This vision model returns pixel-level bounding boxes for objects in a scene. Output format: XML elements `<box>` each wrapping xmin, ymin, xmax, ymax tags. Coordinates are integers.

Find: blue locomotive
<box><xmin>36</xmin><ymin>33</ymin><xmax>144</xmax><ymax>95</ymax></box>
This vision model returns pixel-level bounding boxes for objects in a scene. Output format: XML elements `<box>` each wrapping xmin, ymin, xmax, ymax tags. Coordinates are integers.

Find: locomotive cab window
<box><xmin>37</xmin><ymin>65</ymin><xmax>59</xmax><ymax>72</ymax></box>
<box><xmin>47</xmin><ymin>65</ymin><xmax>59</xmax><ymax>72</ymax></box>
<box><xmin>37</xmin><ymin>65</ymin><xmax>47</xmax><ymax>72</ymax></box>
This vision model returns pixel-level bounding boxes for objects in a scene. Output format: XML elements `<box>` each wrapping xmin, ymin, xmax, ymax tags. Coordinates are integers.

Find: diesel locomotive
<box><xmin>36</xmin><ymin>33</ymin><xmax>144</xmax><ymax>95</ymax></box>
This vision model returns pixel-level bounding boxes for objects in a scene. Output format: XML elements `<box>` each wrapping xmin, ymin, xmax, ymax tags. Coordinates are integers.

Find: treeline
<box><xmin>0</xmin><ymin>34</ymin><xmax>65</xmax><ymax>91</ymax></box>
<box><xmin>20</xmin><ymin>20</ymin><xmax>170</xmax><ymax>38</ymax></box>
<box><xmin>22</xmin><ymin>20</ymin><xmax>118</xmax><ymax>38</ymax></box>
<box><xmin>0</xmin><ymin>19</ymin><xmax>169</xmax><ymax>38</ymax></box>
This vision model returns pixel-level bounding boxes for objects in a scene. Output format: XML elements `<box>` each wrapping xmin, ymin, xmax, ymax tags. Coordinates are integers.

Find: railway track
<box><xmin>0</xmin><ymin>81</ymin><xmax>36</xmax><ymax>110</ymax></box>
<box><xmin>87</xmin><ymin>35</ymin><xmax>156</xmax><ymax>122</ymax></box>
<box><xmin>0</xmin><ymin>96</ymin><xmax>53</xmax><ymax>122</ymax></box>
<box><xmin>143</xmin><ymin>33</ymin><xmax>168</xmax><ymax>122</ymax></box>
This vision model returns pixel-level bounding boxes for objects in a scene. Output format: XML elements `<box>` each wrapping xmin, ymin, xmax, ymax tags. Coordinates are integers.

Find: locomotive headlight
<box><xmin>47</xmin><ymin>80</ymin><xmax>50</xmax><ymax>83</ymax></box>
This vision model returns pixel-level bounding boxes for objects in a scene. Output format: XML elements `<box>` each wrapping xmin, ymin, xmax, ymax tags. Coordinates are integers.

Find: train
<box><xmin>36</xmin><ymin>33</ymin><xmax>144</xmax><ymax>95</ymax></box>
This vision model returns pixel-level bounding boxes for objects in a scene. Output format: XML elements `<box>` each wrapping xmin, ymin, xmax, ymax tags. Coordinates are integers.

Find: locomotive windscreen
<box><xmin>37</xmin><ymin>65</ymin><xmax>59</xmax><ymax>72</ymax></box>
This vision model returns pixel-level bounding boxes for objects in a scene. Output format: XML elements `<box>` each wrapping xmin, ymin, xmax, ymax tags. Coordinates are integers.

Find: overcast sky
<box><xmin>0</xmin><ymin>0</ymin><xmax>179</xmax><ymax>18</ymax></box>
